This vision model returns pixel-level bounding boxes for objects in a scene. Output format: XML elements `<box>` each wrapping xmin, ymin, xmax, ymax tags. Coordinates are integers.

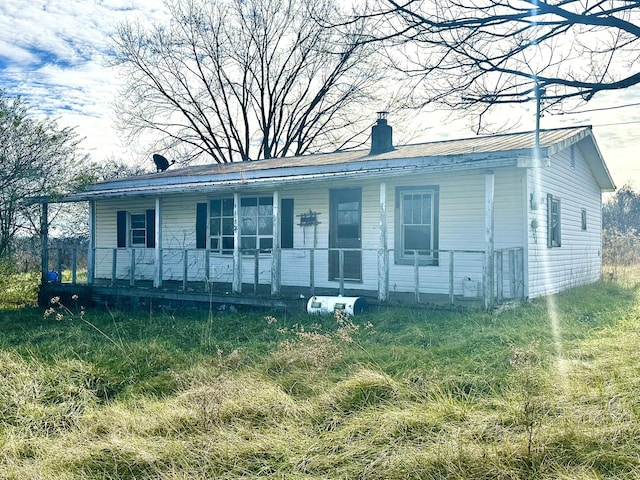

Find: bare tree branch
<box><xmin>112</xmin><ymin>0</ymin><xmax>388</xmax><ymax>164</ymax></box>
<box><xmin>358</xmin><ymin>0</ymin><xmax>640</xmax><ymax>124</ymax></box>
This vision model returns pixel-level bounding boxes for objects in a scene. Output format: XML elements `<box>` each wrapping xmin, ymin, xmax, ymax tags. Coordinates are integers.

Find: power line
<box><xmin>554</xmin><ymin>102</ymin><xmax>640</xmax><ymax>115</ymax></box>
<box><xmin>591</xmin><ymin>120</ymin><xmax>640</xmax><ymax>128</ymax></box>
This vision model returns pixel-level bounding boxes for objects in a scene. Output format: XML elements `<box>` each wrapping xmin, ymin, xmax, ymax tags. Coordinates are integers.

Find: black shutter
<box><xmin>196</xmin><ymin>203</ymin><xmax>208</xmax><ymax>249</ymax></box>
<box><xmin>547</xmin><ymin>194</ymin><xmax>553</xmax><ymax>248</ymax></box>
<box><xmin>281</xmin><ymin>199</ymin><xmax>294</xmax><ymax>249</ymax></box>
<box><xmin>146</xmin><ymin>209</ymin><xmax>156</xmax><ymax>248</ymax></box>
<box><xmin>117</xmin><ymin>211</ymin><xmax>127</xmax><ymax>248</ymax></box>
<box><xmin>556</xmin><ymin>198</ymin><xmax>561</xmax><ymax>247</ymax></box>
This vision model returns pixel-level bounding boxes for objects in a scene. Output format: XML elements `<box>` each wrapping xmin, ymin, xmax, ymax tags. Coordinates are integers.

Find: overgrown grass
<box><xmin>0</xmin><ymin>260</ymin><xmax>39</xmax><ymax>309</ymax></box>
<box><xmin>1</xmin><ymin>275</ymin><xmax>640</xmax><ymax>479</ymax></box>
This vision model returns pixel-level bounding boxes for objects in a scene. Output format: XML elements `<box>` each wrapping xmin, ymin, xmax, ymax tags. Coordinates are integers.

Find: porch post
<box><xmin>378</xmin><ymin>182</ymin><xmax>389</xmax><ymax>302</ymax></box>
<box><xmin>509</xmin><ymin>249</ymin><xmax>516</xmax><ymax>298</ymax></box>
<box><xmin>232</xmin><ymin>192</ymin><xmax>242</xmax><ymax>293</ymax></box>
<box><xmin>496</xmin><ymin>250</ymin><xmax>503</xmax><ymax>302</ymax></box>
<box><xmin>87</xmin><ymin>200</ymin><xmax>95</xmax><ymax>284</ymax></box>
<box><xmin>449</xmin><ymin>251</ymin><xmax>455</xmax><ymax>305</ymax></box>
<box><xmin>484</xmin><ymin>171</ymin><xmax>495</xmax><ymax>310</ymax></box>
<box><xmin>71</xmin><ymin>249</ymin><xmax>77</xmax><ymax>284</ymax></box>
<box><xmin>154</xmin><ymin>197</ymin><xmax>163</xmax><ymax>288</ymax></box>
<box><xmin>271</xmin><ymin>190</ymin><xmax>281</xmax><ymax>295</ymax></box>
<box><xmin>40</xmin><ymin>202</ymin><xmax>49</xmax><ymax>285</ymax></box>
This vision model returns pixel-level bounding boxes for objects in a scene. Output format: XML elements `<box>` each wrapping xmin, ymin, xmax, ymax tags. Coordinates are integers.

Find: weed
<box><xmin>0</xmin><ymin>350</ymin><xmax>98</xmax><ymax>434</ymax></box>
<box><xmin>45</xmin><ymin>295</ymin><xmax>133</xmax><ymax>362</ymax></box>
<box><xmin>508</xmin><ymin>342</ymin><xmax>549</xmax><ymax>461</ymax></box>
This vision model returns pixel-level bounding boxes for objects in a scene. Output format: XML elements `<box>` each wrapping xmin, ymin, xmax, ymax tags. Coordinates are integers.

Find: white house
<box><xmin>39</xmin><ymin>115</ymin><xmax>615</xmax><ymax>310</ymax></box>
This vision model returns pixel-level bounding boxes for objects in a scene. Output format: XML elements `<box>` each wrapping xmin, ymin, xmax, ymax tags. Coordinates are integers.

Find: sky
<box><xmin>2</xmin><ymin>0</ymin><xmax>640</xmax><ymax>189</ymax></box>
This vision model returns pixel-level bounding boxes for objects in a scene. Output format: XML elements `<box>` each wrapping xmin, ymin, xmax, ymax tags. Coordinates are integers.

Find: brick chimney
<box><xmin>369</xmin><ymin>111</ymin><xmax>393</xmax><ymax>155</ymax></box>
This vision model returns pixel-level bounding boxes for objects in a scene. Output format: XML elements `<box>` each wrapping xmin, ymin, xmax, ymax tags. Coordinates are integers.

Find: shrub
<box><xmin>602</xmin><ymin>228</ymin><xmax>640</xmax><ymax>284</ymax></box>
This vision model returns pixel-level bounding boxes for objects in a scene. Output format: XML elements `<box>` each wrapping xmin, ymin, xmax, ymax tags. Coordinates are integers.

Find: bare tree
<box><xmin>603</xmin><ymin>183</ymin><xmax>640</xmax><ymax>233</ymax></box>
<box><xmin>0</xmin><ymin>91</ymin><xmax>87</xmax><ymax>258</ymax></box>
<box><xmin>359</xmin><ymin>0</ymin><xmax>640</xmax><ymax>131</ymax></box>
<box><xmin>112</xmin><ymin>0</ymin><xmax>387</xmax><ymax>164</ymax></box>
<box><xmin>50</xmin><ymin>159</ymin><xmax>152</xmax><ymax>241</ymax></box>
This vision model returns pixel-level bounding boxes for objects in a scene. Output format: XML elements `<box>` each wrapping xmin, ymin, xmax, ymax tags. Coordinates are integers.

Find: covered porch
<box><xmin>37</xmin><ymin>170</ymin><xmax>526</xmax><ymax>312</ymax></box>
<box><xmin>40</xmin><ymin>243</ymin><xmax>525</xmax><ymax>312</ymax></box>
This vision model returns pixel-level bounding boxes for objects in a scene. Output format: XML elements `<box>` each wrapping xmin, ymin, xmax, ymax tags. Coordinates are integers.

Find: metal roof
<box><xmin>61</xmin><ymin>125</ymin><xmax>615</xmax><ymax>202</ymax></box>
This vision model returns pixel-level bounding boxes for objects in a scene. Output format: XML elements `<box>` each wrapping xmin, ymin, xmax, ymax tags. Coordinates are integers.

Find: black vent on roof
<box><xmin>370</xmin><ymin>111</ymin><xmax>394</xmax><ymax>155</ymax></box>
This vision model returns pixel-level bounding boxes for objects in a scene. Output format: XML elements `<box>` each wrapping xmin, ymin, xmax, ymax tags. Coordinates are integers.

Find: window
<box><xmin>209</xmin><ymin>198</ymin><xmax>235</xmax><ymax>253</ymax></box>
<box><xmin>199</xmin><ymin>197</ymin><xmax>292</xmax><ymax>251</ymax></box>
<box><xmin>240</xmin><ymin>196</ymin><xmax>273</xmax><ymax>252</ymax></box>
<box><xmin>581</xmin><ymin>209</ymin><xmax>587</xmax><ymax>231</ymax></box>
<box><xmin>207</xmin><ymin>196</ymin><xmax>275</xmax><ymax>253</ymax></box>
<box><xmin>130</xmin><ymin>214</ymin><xmax>147</xmax><ymax>246</ymax></box>
<box><xmin>116</xmin><ymin>210</ymin><xmax>155</xmax><ymax>248</ymax></box>
<box><xmin>395</xmin><ymin>186</ymin><xmax>439</xmax><ymax>265</ymax></box>
<box><xmin>547</xmin><ymin>194</ymin><xmax>561</xmax><ymax>247</ymax></box>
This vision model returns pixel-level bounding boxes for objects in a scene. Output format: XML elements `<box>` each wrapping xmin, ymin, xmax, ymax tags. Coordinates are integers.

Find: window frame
<box><xmin>117</xmin><ymin>210</ymin><xmax>155</xmax><ymax>248</ymax></box>
<box><xmin>547</xmin><ymin>194</ymin><xmax>562</xmax><ymax>248</ymax></box>
<box><xmin>129</xmin><ymin>213</ymin><xmax>147</xmax><ymax>247</ymax></box>
<box><xmin>581</xmin><ymin>208</ymin><xmax>587</xmax><ymax>231</ymax></box>
<box><xmin>209</xmin><ymin>198</ymin><xmax>236</xmax><ymax>254</ymax></box>
<box><xmin>200</xmin><ymin>197</ymin><xmax>293</xmax><ymax>251</ymax></box>
<box><xmin>207</xmin><ymin>195</ymin><xmax>276</xmax><ymax>254</ymax></box>
<box><xmin>394</xmin><ymin>186</ymin><xmax>439</xmax><ymax>266</ymax></box>
<box><xmin>240</xmin><ymin>196</ymin><xmax>274</xmax><ymax>253</ymax></box>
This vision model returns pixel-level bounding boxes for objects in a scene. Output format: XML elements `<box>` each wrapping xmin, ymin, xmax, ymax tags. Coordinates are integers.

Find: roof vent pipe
<box><xmin>369</xmin><ymin>111</ymin><xmax>394</xmax><ymax>155</ymax></box>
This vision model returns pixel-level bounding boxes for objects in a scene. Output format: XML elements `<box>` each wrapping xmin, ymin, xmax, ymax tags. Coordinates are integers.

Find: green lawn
<box><xmin>1</xmin><ymin>274</ymin><xmax>640</xmax><ymax>479</ymax></box>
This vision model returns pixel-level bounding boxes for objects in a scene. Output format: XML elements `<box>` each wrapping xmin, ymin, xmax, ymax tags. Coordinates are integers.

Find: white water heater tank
<box><xmin>306</xmin><ymin>296</ymin><xmax>368</xmax><ymax>315</ymax></box>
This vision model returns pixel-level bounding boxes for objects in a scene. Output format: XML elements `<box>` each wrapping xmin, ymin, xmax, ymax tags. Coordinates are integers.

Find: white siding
<box><xmin>161</xmin><ymin>196</ymin><xmax>201</xmax><ymax>282</ymax></box>
<box><xmin>92</xmin><ymin>169</ymin><xmax>527</xmax><ymax>297</ymax></box>
<box><xmin>526</xmin><ymin>144</ymin><xmax>603</xmax><ymax>298</ymax></box>
<box><xmin>278</xmin><ymin>179</ymin><xmax>380</xmax><ymax>292</ymax></box>
<box><xmin>95</xmin><ymin>195</ymin><xmax>225</xmax><ymax>283</ymax></box>
<box><xmin>383</xmin><ymin>168</ymin><xmax>524</xmax><ymax>296</ymax></box>
<box><xmin>94</xmin><ymin>198</ymin><xmax>157</xmax><ymax>281</ymax></box>
<box><xmin>278</xmin><ymin>170</ymin><xmax>523</xmax><ymax>295</ymax></box>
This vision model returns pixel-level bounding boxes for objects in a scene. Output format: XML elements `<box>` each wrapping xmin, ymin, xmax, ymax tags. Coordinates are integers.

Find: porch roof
<box><xmin>61</xmin><ymin>125</ymin><xmax>615</xmax><ymax>202</ymax></box>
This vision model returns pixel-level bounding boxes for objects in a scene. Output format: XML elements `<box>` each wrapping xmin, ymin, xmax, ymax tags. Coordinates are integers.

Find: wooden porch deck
<box><xmin>39</xmin><ymin>245</ymin><xmax>520</xmax><ymax>312</ymax></box>
<box><xmin>38</xmin><ymin>278</ymin><xmax>485</xmax><ymax>314</ymax></box>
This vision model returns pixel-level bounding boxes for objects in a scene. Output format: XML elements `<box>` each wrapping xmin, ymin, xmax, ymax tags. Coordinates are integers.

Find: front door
<box><xmin>329</xmin><ymin>188</ymin><xmax>362</xmax><ymax>282</ymax></box>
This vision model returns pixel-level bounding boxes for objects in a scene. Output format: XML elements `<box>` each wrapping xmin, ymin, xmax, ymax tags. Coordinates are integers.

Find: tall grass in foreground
<box><xmin>1</xmin><ymin>277</ymin><xmax>640</xmax><ymax>479</ymax></box>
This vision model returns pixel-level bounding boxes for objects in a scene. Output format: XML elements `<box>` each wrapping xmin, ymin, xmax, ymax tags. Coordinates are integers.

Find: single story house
<box><xmin>38</xmin><ymin>114</ymin><xmax>615</xmax><ymax>311</ymax></box>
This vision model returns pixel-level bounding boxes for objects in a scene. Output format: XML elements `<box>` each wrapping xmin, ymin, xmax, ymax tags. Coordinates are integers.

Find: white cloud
<box><xmin>0</xmin><ymin>0</ymin><xmax>639</xmax><ymax>186</ymax></box>
<box><xmin>0</xmin><ymin>0</ymin><xmax>169</xmax><ymax>164</ymax></box>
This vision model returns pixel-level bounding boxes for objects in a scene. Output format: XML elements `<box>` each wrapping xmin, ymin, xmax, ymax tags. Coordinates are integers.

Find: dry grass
<box><xmin>1</xmin><ymin>273</ymin><xmax>640</xmax><ymax>478</ymax></box>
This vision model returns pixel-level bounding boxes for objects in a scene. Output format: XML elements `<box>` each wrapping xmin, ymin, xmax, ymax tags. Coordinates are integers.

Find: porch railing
<box><xmin>44</xmin><ymin>245</ymin><xmax>525</xmax><ymax>305</ymax></box>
